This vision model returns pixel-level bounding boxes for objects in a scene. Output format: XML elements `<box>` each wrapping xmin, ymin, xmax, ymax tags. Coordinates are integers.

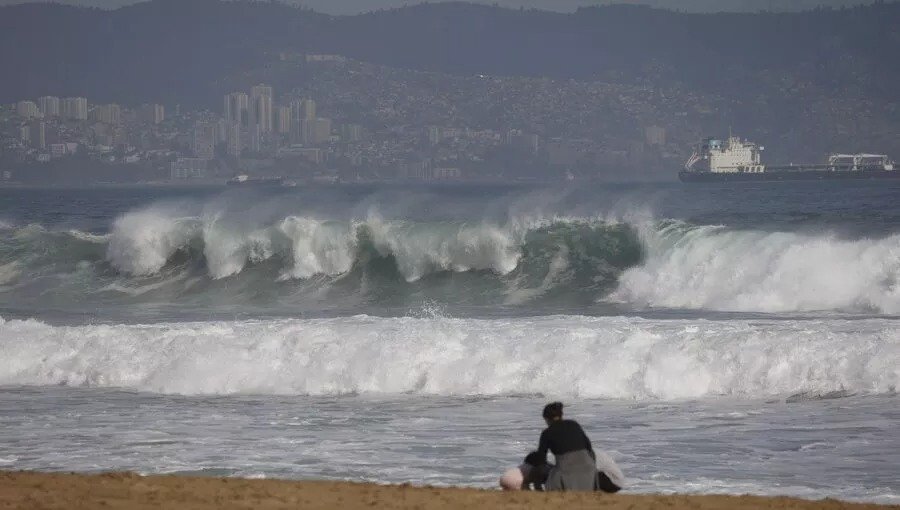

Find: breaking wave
<box><xmin>101</xmin><ymin>207</ymin><xmax>547</xmax><ymax>282</ymax></box>
<box><xmin>1</xmin><ymin>204</ymin><xmax>900</xmax><ymax>314</ymax></box>
<box><xmin>614</xmin><ymin>220</ymin><xmax>900</xmax><ymax>314</ymax></box>
<box><xmin>0</xmin><ymin>315</ymin><xmax>896</xmax><ymax>399</ymax></box>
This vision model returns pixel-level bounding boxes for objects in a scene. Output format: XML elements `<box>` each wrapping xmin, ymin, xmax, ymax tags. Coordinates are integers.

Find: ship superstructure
<box><xmin>680</xmin><ymin>136</ymin><xmax>896</xmax><ymax>182</ymax></box>
<box><xmin>685</xmin><ymin>136</ymin><xmax>766</xmax><ymax>174</ymax></box>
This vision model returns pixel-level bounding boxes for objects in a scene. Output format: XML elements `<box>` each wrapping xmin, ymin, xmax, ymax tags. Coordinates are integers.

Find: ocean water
<box><xmin>0</xmin><ymin>182</ymin><xmax>898</xmax><ymax>503</ymax></box>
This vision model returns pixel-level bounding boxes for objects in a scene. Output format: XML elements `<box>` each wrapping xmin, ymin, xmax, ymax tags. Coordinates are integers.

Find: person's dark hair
<box><xmin>542</xmin><ymin>401</ymin><xmax>563</xmax><ymax>419</ymax></box>
<box><xmin>523</xmin><ymin>451</ymin><xmax>546</xmax><ymax>466</ymax></box>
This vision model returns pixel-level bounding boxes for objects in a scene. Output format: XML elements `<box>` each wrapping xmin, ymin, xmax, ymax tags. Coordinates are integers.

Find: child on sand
<box><xmin>499</xmin><ymin>451</ymin><xmax>553</xmax><ymax>491</ymax></box>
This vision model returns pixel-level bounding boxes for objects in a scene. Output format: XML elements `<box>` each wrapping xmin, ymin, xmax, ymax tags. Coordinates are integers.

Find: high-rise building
<box><xmin>225</xmin><ymin>122</ymin><xmax>241</xmax><ymax>157</ymax></box>
<box><xmin>299</xmin><ymin>99</ymin><xmax>316</xmax><ymax>121</ymax></box>
<box><xmin>107</xmin><ymin>104</ymin><xmax>122</xmax><ymax>125</ymax></box>
<box><xmin>192</xmin><ymin>123</ymin><xmax>217</xmax><ymax>159</ymax></box>
<box><xmin>252</xmin><ymin>94</ymin><xmax>273</xmax><ymax>134</ymax></box>
<box><xmin>645</xmin><ymin>125</ymin><xmax>667</xmax><ymax>146</ymax></box>
<box><xmin>224</xmin><ymin>92</ymin><xmax>249</xmax><ymax>127</ymax></box>
<box><xmin>30</xmin><ymin>121</ymin><xmax>46</xmax><ymax>150</ymax></box>
<box><xmin>427</xmin><ymin>126</ymin><xmax>442</xmax><ymax>145</ymax></box>
<box><xmin>248</xmin><ymin>125</ymin><xmax>261</xmax><ymax>153</ymax></box>
<box><xmin>276</xmin><ymin>106</ymin><xmax>292</xmax><ymax>135</ymax></box>
<box><xmin>250</xmin><ymin>84</ymin><xmax>273</xmax><ymax>100</ymax></box>
<box><xmin>341</xmin><ymin>124</ymin><xmax>363</xmax><ymax>143</ymax></box>
<box><xmin>249</xmin><ymin>84</ymin><xmax>274</xmax><ymax>133</ymax></box>
<box><xmin>38</xmin><ymin>96</ymin><xmax>60</xmax><ymax>117</ymax></box>
<box><xmin>223</xmin><ymin>94</ymin><xmax>232</xmax><ymax>121</ymax></box>
<box><xmin>16</xmin><ymin>101</ymin><xmax>40</xmax><ymax>119</ymax></box>
<box><xmin>91</xmin><ymin>104</ymin><xmax>121</xmax><ymax>125</ymax></box>
<box><xmin>140</xmin><ymin>104</ymin><xmax>165</xmax><ymax>124</ymax></box>
<box><xmin>19</xmin><ymin>125</ymin><xmax>30</xmax><ymax>145</ymax></box>
<box><xmin>299</xmin><ymin>118</ymin><xmax>314</xmax><ymax>145</ymax></box>
<box><xmin>315</xmin><ymin>118</ymin><xmax>332</xmax><ymax>144</ymax></box>
<box><xmin>216</xmin><ymin>119</ymin><xmax>226</xmax><ymax>145</ymax></box>
<box><xmin>289</xmin><ymin>100</ymin><xmax>304</xmax><ymax>143</ymax></box>
<box><xmin>62</xmin><ymin>97</ymin><xmax>88</xmax><ymax>121</ymax></box>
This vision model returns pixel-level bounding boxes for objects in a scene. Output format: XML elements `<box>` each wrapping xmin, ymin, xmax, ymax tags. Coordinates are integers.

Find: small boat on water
<box><xmin>226</xmin><ymin>174</ymin><xmax>291</xmax><ymax>187</ymax></box>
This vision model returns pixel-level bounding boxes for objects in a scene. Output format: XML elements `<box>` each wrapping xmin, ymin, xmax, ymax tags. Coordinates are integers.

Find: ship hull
<box><xmin>679</xmin><ymin>170</ymin><xmax>900</xmax><ymax>183</ymax></box>
<box><xmin>226</xmin><ymin>179</ymin><xmax>285</xmax><ymax>187</ymax></box>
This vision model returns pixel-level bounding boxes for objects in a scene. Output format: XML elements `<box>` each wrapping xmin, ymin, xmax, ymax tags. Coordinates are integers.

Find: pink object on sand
<box><xmin>499</xmin><ymin>466</ymin><xmax>525</xmax><ymax>491</ymax></box>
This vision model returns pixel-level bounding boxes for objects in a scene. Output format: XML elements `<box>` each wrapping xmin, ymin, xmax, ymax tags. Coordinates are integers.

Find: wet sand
<box><xmin>1</xmin><ymin>472</ymin><xmax>897</xmax><ymax>510</ymax></box>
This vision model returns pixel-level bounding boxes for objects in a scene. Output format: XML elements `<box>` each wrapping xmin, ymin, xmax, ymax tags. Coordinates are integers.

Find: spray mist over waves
<box><xmin>0</xmin><ymin>315</ymin><xmax>897</xmax><ymax>399</ymax></box>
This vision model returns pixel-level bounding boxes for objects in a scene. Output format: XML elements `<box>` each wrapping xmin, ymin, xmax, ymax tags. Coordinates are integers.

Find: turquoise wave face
<box><xmin>3</xmin><ymin>208</ymin><xmax>900</xmax><ymax>319</ymax></box>
<box><xmin>0</xmin><ymin>215</ymin><xmax>644</xmax><ymax>318</ymax></box>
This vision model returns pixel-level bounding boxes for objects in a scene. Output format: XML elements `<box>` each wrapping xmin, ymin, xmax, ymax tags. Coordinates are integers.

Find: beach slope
<box><xmin>0</xmin><ymin>472</ymin><xmax>896</xmax><ymax>510</ymax></box>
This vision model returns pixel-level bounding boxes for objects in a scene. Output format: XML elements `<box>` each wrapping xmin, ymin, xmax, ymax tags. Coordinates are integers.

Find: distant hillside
<box><xmin>1</xmin><ymin>0</ymin><xmax>899</xmax><ymax>107</ymax></box>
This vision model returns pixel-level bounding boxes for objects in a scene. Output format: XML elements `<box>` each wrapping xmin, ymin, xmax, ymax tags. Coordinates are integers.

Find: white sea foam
<box><xmin>613</xmin><ymin>222</ymin><xmax>900</xmax><ymax>314</ymax></box>
<box><xmin>0</xmin><ymin>315</ymin><xmax>896</xmax><ymax>399</ymax></box>
<box><xmin>106</xmin><ymin>207</ymin><xmax>200</xmax><ymax>276</ymax></box>
<box><xmin>367</xmin><ymin>216</ymin><xmax>522</xmax><ymax>282</ymax></box>
<box><xmin>278</xmin><ymin>216</ymin><xmax>357</xmax><ymax>279</ymax></box>
<box><xmin>103</xmin><ymin>207</ymin><xmax>528</xmax><ymax>282</ymax></box>
<box><xmin>202</xmin><ymin>215</ymin><xmax>275</xmax><ymax>279</ymax></box>
<box><xmin>66</xmin><ymin>230</ymin><xmax>110</xmax><ymax>244</ymax></box>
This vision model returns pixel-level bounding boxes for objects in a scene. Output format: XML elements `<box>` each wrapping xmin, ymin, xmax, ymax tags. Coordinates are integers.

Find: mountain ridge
<box><xmin>1</xmin><ymin>0</ymin><xmax>898</xmax><ymax>107</ymax></box>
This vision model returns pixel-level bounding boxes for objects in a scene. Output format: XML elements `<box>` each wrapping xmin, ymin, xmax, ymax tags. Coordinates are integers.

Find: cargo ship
<box><xmin>679</xmin><ymin>136</ymin><xmax>897</xmax><ymax>182</ymax></box>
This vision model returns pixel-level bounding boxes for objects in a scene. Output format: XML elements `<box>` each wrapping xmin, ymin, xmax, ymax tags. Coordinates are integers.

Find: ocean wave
<box><xmin>613</xmin><ymin>220</ymin><xmax>900</xmax><ymax>314</ymax></box>
<box><xmin>96</xmin><ymin>207</ymin><xmax>641</xmax><ymax>287</ymax></box>
<box><xmin>2</xmin><ymin>205</ymin><xmax>900</xmax><ymax>314</ymax></box>
<box><xmin>0</xmin><ymin>315</ymin><xmax>896</xmax><ymax>399</ymax></box>
<box><xmin>106</xmin><ymin>207</ymin><xmax>202</xmax><ymax>276</ymax></box>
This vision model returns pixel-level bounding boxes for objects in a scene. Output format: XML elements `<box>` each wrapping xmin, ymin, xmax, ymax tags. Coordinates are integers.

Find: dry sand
<box><xmin>0</xmin><ymin>471</ymin><xmax>896</xmax><ymax>510</ymax></box>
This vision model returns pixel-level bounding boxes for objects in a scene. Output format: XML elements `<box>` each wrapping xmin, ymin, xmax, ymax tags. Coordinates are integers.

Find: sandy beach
<box><xmin>0</xmin><ymin>472</ymin><xmax>895</xmax><ymax>510</ymax></box>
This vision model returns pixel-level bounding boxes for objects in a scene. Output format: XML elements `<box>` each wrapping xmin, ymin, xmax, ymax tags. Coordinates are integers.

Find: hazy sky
<box><xmin>0</xmin><ymin>0</ymin><xmax>882</xmax><ymax>13</ymax></box>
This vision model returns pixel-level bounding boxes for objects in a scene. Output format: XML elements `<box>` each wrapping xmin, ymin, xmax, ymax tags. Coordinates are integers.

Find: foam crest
<box><xmin>367</xmin><ymin>218</ymin><xmax>522</xmax><ymax>281</ymax></box>
<box><xmin>279</xmin><ymin>217</ymin><xmax>357</xmax><ymax>279</ymax></box>
<box><xmin>1</xmin><ymin>315</ymin><xmax>896</xmax><ymax>399</ymax></box>
<box><xmin>202</xmin><ymin>216</ymin><xmax>275</xmax><ymax>279</ymax></box>
<box><xmin>106</xmin><ymin>208</ymin><xmax>199</xmax><ymax>275</ymax></box>
<box><xmin>614</xmin><ymin>222</ymin><xmax>900</xmax><ymax>314</ymax></box>
<box><xmin>100</xmin><ymin>207</ymin><xmax>534</xmax><ymax>282</ymax></box>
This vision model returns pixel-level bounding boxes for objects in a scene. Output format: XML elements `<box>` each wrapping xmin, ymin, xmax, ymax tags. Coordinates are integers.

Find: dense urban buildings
<box><xmin>1</xmin><ymin>44</ymin><xmax>894</xmax><ymax>185</ymax></box>
<box><xmin>0</xmin><ymin>55</ymin><xmax>683</xmax><ymax>185</ymax></box>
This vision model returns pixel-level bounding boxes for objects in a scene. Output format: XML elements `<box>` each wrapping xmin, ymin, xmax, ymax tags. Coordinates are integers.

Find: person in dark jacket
<box><xmin>537</xmin><ymin>401</ymin><xmax>623</xmax><ymax>492</ymax></box>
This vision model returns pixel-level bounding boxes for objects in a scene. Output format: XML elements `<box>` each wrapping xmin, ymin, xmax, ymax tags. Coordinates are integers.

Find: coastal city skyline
<box><xmin>3</xmin><ymin>0</ymin><xmax>897</xmax><ymax>186</ymax></box>
<box><xmin>1</xmin><ymin>53</ymin><xmax>686</xmax><ymax>185</ymax></box>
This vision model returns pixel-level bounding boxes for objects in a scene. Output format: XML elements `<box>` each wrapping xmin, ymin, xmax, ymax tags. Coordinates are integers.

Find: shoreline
<box><xmin>0</xmin><ymin>472</ymin><xmax>896</xmax><ymax>510</ymax></box>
